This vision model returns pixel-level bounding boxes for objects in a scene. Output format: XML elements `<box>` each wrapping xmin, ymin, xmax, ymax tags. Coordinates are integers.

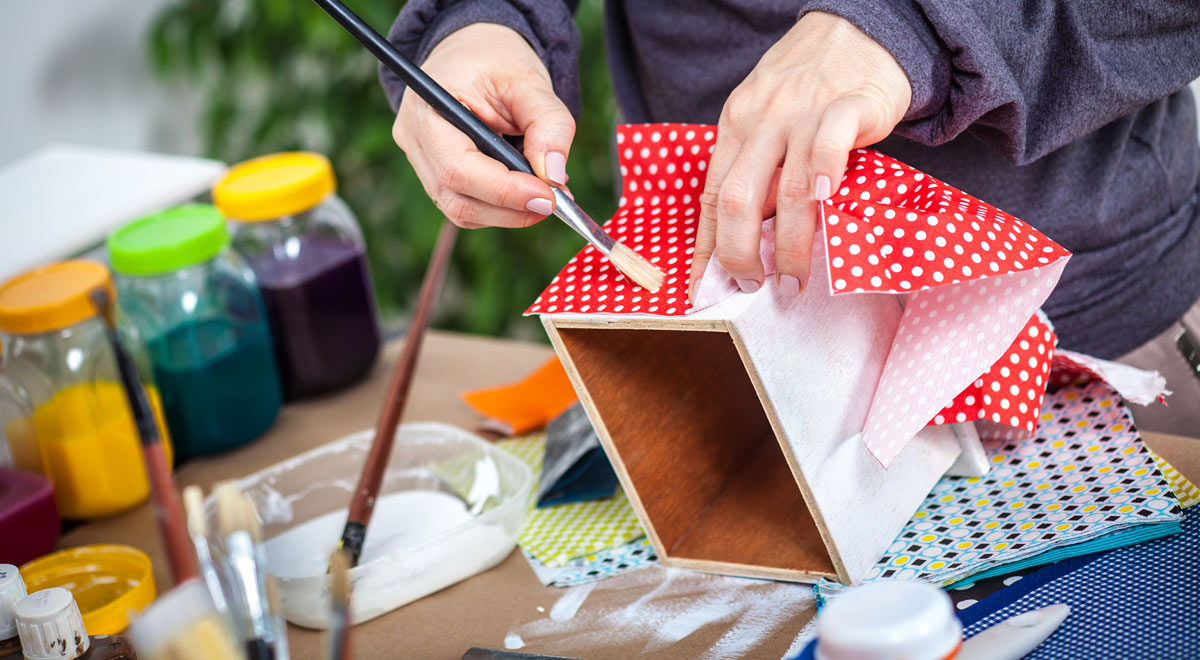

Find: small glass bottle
<box><xmin>10</xmin><ymin>588</ymin><xmax>134</xmax><ymax>660</ymax></box>
<box><xmin>215</xmin><ymin>152</ymin><xmax>382</xmax><ymax>400</ymax></box>
<box><xmin>0</xmin><ymin>564</ymin><xmax>27</xmax><ymax>658</ymax></box>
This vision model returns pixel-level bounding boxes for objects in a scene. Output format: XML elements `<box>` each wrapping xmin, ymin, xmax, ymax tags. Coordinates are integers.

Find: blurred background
<box><xmin>5</xmin><ymin>2</ymin><xmax>1199</xmax><ymax>340</ymax></box>
<box><xmin>1</xmin><ymin>0</ymin><xmax>617</xmax><ymax>341</ymax></box>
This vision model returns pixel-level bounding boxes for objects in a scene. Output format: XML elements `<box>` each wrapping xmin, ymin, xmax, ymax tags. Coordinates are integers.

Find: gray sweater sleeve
<box><xmin>378</xmin><ymin>0</ymin><xmax>581</xmax><ymax>115</ymax></box>
<box><xmin>801</xmin><ymin>0</ymin><xmax>1200</xmax><ymax>165</ymax></box>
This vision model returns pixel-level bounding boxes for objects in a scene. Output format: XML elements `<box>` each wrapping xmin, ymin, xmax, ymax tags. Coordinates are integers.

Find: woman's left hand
<box><xmin>689</xmin><ymin>11</ymin><xmax>912</xmax><ymax>299</ymax></box>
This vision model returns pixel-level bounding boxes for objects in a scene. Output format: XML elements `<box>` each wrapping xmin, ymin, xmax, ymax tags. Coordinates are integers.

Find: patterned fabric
<box><xmin>961</xmin><ymin>507</ymin><xmax>1200</xmax><ymax>659</ymax></box>
<box><xmin>1150</xmin><ymin>448</ymin><xmax>1200</xmax><ymax>508</ymax></box>
<box><xmin>499</xmin><ymin>435</ymin><xmax>645</xmax><ymax>567</ymax></box>
<box><xmin>522</xmin><ymin>537</ymin><xmax>658</xmax><ymax>588</ymax></box>
<box><xmin>853</xmin><ymin>380</ymin><xmax>1182</xmax><ymax>587</ymax></box>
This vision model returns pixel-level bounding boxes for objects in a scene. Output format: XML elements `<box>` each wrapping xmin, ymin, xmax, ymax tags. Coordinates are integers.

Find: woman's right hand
<box><xmin>392</xmin><ymin>24</ymin><xmax>575</xmax><ymax>229</ymax></box>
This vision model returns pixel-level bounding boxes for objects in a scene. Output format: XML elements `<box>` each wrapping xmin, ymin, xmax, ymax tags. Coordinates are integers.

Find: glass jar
<box><xmin>0</xmin><ymin>339</ymin><xmax>38</xmax><ymax>472</ymax></box>
<box><xmin>108</xmin><ymin>204</ymin><xmax>282</xmax><ymax>460</ymax></box>
<box><xmin>214</xmin><ymin>152</ymin><xmax>382</xmax><ymax>400</ymax></box>
<box><xmin>0</xmin><ymin>261</ymin><xmax>173</xmax><ymax>519</ymax></box>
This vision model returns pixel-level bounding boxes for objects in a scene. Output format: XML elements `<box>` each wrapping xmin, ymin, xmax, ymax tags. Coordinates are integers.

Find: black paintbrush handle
<box><xmin>311</xmin><ymin>0</ymin><xmax>535</xmax><ymax>176</ymax></box>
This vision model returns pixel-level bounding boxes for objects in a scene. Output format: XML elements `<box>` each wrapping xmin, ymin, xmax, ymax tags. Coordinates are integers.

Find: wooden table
<box><xmin>58</xmin><ymin>331</ymin><xmax>1200</xmax><ymax>660</ymax></box>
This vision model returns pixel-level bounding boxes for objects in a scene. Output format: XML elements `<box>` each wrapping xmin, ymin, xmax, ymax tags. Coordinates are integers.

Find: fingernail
<box><xmin>526</xmin><ymin>197</ymin><xmax>554</xmax><ymax>215</ymax></box>
<box><xmin>736</xmin><ymin>278</ymin><xmax>761</xmax><ymax>294</ymax></box>
<box><xmin>546</xmin><ymin>151</ymin><xmax>568</xmax><ymax>186</ymax></box>
<box><xmin>779</xmin><ymin>274</ymin><xmax>802</xmax><ymax>296</ymax></box>
<box><xmin>814</xmin><ymin>175</ymin><xmax>831</xmax><ymax>201</ymax></box>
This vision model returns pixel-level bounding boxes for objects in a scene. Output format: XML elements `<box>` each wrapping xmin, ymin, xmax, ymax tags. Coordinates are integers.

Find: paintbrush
<box><xmin>310</xmin><ymin>0</ymin><xmax>664</xmax><ymax>293</ymax></box>
<box><xmin>89</xmin><ymin>287</ymin><xmax>198</xmax><ymax>585</ymax></box>
<box><xmin>184</xmin><ymin>485</ymin><xmax>230</xmax><ymax>614</ymax></box>
<box><xmin>215</xmin><ymin>482</ymin><xmax>278</xmax><ymax>660</ymax></box>
<box><xmin>332</xmin><ymin>221</ymin><xmax>458</xmax><ymax>569</ymax></box>
<box><xmin>326</xmin><ymin>550</ymin><xmax>353</xmax><ymax>660</ymax></box>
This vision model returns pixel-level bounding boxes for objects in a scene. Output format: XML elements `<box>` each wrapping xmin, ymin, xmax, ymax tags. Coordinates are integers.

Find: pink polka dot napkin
<box><xmin>527</xmin><ymin>124</ymin><xmax>1074</xmax><ymax>468</ymax></box>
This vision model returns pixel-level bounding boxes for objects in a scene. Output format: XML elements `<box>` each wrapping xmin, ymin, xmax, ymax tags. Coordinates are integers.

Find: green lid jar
<box><xmin>108</xmin><ymin>204</ymin><xmax>282</xmax><ymax>459</ymax></box>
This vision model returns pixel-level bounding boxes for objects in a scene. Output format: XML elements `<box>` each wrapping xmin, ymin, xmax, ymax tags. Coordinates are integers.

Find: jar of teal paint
<box><xmin>107</xmin><ymin>204</ymin><xmax>282</xmax><ymax>459</ymax></box>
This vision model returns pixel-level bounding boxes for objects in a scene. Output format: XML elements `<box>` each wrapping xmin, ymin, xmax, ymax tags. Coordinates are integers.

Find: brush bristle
<box><xmin>241</xmin><ymin>495</ymin><xmax>262</xmax><ymax>543</ymax></box>
<box><xmin>266</xmin><ymin>575</ymin><xmax>282</xmax><ymax>614</ymax></box>
<box><xmin>607</xmin><ymin>242</ymin><xmax>664</xmax><ymax>293</ymax></box>
<box><xmin>214</xmin><ymin>482</ymin><xmax>244</xmax><ymax>539</ymax></box>
<box><xmin>183</xmin><ymin>485</ymin><xmax>207</xmax><ymax>538</ymax></box>
<box><xmin>329</xmin><ymin>549</ymin><xmax>352</xmax><ymax>609</ymax></box>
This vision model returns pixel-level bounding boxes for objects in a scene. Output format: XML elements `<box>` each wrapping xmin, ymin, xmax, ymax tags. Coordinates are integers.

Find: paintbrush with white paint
<box><xmin>325</xmin><ymin>550</ymin><xmax>352</xmax><ymax>660</ymax></box>
<box><xmin>216</xmin><ymin>482</ymin><xmax>281</xmax><ymax>660</ymax></box>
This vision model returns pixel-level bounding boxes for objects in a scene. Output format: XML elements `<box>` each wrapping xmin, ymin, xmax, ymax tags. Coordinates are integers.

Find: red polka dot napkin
<box><xmin>528</xmin><ymin>124</ymin><xmax>1073</xmax><ymax>467</ymax></box>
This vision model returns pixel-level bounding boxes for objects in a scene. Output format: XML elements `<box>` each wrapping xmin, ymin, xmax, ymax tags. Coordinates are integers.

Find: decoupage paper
<box><xmin>522</xmin><ymin>537</ymin><xmax>658</xmax><ymax>588</ymax></box>
<box><xmin>499</xmin><ymin>435</ymin><xmax>645</xmax><ymax>568</ymax></box>
<box><xmin>850</xmin><ymin>379</ymin><xmax>1181</xmax><ymax>587</ymax></box>
<box><xmin>528</xmin><ymin>124</ymin><xmax>1073</xmax><ymax>467</ymax></box>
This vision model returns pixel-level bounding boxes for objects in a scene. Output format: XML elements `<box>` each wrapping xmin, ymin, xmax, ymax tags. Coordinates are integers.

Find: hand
<box><xmin>690</xmin><ymin>12</ymin><xmax>912</xmax><ymax>298</ymax></box>
<box><xmin>392</xmin><ymin>24</ymin><xmax>574</xmax><ymax>229</ymax></box>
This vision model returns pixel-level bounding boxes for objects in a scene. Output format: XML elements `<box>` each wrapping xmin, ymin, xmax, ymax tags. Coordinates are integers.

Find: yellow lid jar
<box><xmin>0</xmin><ymin>261</ymin><xmax>173</xmax><ymax>519</ymax></box>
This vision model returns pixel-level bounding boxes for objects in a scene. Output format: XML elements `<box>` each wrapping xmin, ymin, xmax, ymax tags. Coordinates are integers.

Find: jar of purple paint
<box><xmin>215</xmin><ymin>152</ymin><xmax>382</xmax><ymax>400</ymax></box>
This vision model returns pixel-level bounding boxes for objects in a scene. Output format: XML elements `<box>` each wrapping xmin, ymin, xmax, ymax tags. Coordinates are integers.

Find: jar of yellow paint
<box><xmin>0</xmin><ymin>261</ymin><xmax>173</xmax><ymax>519</ymax></box>
<box><xmin>0</xmin><ymin>338</ymin><xmax>39</xmax><ymax>472</ymax></box>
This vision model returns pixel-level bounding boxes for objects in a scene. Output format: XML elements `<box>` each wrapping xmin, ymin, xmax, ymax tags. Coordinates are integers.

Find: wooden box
<box><xmin>541</xmin><ymin>248</ymin><xmax>961</xmax><ymax>585</ymax></box>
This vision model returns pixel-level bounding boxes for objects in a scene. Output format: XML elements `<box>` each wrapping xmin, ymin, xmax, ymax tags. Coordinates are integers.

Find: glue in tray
<box><xmin>232</xmin><ymin>422</ymin><xmax>533</xmax><ymax>629</ymax></box>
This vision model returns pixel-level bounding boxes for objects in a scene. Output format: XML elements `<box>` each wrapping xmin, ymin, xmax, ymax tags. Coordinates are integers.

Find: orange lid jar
<box><xmin>0</xmin><ymin>261</ymin><xmax>173</xmax><ymax>519</ymax></box>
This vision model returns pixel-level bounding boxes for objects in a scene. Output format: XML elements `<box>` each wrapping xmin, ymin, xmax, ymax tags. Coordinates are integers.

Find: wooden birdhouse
<box><xmin>529</xmin><ymin>124</ymin><xmax>1070</xmax><ymax>584</ymax></box>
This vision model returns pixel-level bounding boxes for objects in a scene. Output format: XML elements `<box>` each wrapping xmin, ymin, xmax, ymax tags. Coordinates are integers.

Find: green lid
<box><xmin>108</xmin><ymin>204</ymin><xmax>229</xmax><ymax>276</ymax></box>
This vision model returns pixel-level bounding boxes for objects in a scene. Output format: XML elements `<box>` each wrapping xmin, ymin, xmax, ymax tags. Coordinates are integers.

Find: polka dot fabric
<box><xmin>528</xmin><ymin>123</ymin><xmax>1074</xmax><ymax>468</ymax></box>
<box><xmin>864</xmin><ymin>261</ymin><xmax>1066</xmax><ymax>467</ymax></box>
<box><xmin>930</xmin><ymin>314</ymin><xmax>1057</xmax><ymax>435</ymax></box>
<box><xmin>961</xmin><ymin>507</ymin><xmax>1200</xmax><ymax>659</ymax></box>
<box><xmin>857</xmin><ymin>380</ymin><xmax>1181</xmax><ymax>587</ymax></box>
<box><xmin>821</xmin><ymin>149</ymin><xmax>1070</xmax><ymax>294</ymax></box>
<box><xmin>526</xmin><ymin>124</ymin><xmax>713</xmax><ymax>316</ymax></box>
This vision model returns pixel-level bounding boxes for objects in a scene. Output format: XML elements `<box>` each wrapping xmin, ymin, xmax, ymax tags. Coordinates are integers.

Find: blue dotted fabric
<box><xmin>962</xmin><ymin>507</ymin><xmax>1200</xmax><ymax>658</ymax></box>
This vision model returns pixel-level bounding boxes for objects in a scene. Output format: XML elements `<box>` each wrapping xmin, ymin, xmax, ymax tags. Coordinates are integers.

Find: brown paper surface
<box><xmin>54</xmin><ymin>333</ymin><xmax>1199</xmax><ymax>660</ymax></box>
<box><xmin>57</xmin><ymin>331</ymin><xmax>815</xmax><ymax>660</ymax></box>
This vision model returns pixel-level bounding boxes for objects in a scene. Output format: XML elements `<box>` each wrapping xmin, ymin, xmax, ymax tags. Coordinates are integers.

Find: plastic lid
<box><xmin>815</xmin><ymin>580</ymin><xmax>962</xmax><ymax>660</ymax></box>
<box><xmin>19</xmin><ymin>545</ymin><xmax>155</xmax><ymax>636</ymax></box>
<box><xmin>0</xmin><ymin>564</ymin><xmax>27</xmax><ymax>640</ymax></box>
<box><xmin>14</xmin><ymin>587</ymin><xmax>89</xmax><ymax>660</ymax></box>
<box><xmin>213</xmin><ymin>152</ymin><xmax>336</xmax><ymax>221</ymax></box>
<box><xmin>108</xmin><ymin>204</ymin><xmax>229</xmax><ymax>276</ymax></box>
<box><xmin>0</xmin><ymin>261</ymin><xmax>114</xmax><ymax>335</ymax></box>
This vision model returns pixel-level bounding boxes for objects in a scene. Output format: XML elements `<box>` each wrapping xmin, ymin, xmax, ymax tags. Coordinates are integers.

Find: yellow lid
<box><xmin>213</xmin><ymin>152</ymin><xmax>336</xmax><ymax>221</ymax></box>
<box><xmin>20</xmin><ymin>544</ymin><xmax>156</xmax><ymax>635</ymax></box>
<box><xmin>0</xmin><ymin>261</ymin><xmax>115</xmax><ymax>335</ymax></box>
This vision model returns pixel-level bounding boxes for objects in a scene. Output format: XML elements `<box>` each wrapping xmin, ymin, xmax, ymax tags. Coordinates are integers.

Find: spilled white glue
<box><xmin>265</xmin><ymin>490</ymin><xmax>471</xmax><ymax>578</ymax></box>
<box><xmin>503</xmin><ymin>633</ymin><xmax>525</xmax><ymax>650</ymax></box>
<box><xmin>506</xmin><ymin>567</ymin><xmax>815</xmax><ymax>659</ymax></box>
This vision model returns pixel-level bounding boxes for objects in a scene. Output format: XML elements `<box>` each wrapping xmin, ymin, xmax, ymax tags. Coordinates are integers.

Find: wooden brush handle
<box><xmin>144</xmin><ymin>444</ymin><xmax>199</xmax><ymax>584</ymax></box>
<box><xmin>342</xmin><ymin>222</ymin><xmax>458</xmax><ymax>559</ymax></box>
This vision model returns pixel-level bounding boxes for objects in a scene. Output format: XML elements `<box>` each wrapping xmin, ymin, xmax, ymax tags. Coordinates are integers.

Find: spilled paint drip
<box><xmin>549</xmin><ymin>582</ymin><xmax>594</xmax><ymax>622</ymax></box>
<box><xmin>505</xmin><ymin>567</ymin><xmax>814</xmax><ymax>659</ymax></box>
<box><xmin>504</xmin><ymin>633</ymin><xmax>525</xmax><ymax>650</ymax></box>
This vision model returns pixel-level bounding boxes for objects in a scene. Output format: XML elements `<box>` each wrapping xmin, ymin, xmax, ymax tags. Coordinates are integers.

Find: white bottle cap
<box><xmin>816</xmin><ymin>580</ymin><xmax>962</xmax><ymax>660</ymax></box>
<box><xmin>14</xmin><ymin>588</ymin><xmax>91</xmax><ymax>660</ymax></box>
<box><xmin>0</xmin><ymin>564</ymin><xmax>27</xmax><ymax>641</ymax></box>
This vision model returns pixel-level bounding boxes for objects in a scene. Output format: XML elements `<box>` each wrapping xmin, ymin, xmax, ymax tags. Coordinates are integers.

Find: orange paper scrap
<box><xmin>462</xmin><ymin>357</ymin><xmax>578</xmax><ymax>435</ymax></box>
